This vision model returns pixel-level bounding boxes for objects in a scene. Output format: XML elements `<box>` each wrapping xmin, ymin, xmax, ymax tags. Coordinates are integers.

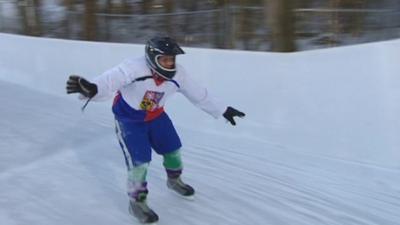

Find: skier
<box><xmin>66</xmin><ymin>36</ymin><xmax>245</xmax><ymax>224</ymax></box>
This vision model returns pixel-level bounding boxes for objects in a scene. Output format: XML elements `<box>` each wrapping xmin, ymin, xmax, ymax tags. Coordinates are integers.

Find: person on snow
<box><xmin>66</xmin><ymin>36</ymin><xmax>245</xmax><ymax>223</ymax></box>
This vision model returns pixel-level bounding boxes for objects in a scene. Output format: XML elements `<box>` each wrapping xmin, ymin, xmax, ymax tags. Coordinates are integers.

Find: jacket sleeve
<box><xmin>178</xmin><ymin>68</ymin><xmax>226</xmax><ymax>119</ymax></box>
<box><xmin>90</xmin><ymin>59</ymin><xmax>137</xmax><ymax>101</ymax></box>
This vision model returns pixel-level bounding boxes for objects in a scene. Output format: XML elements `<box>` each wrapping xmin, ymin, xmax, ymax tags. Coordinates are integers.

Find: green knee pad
<box><xmin>163</xmin><ymin>150</ymin><xmax>183</xmax><ymax>170</ymax></box>
<box><xmin>127</xmin><ymin>163</ymin><xmax>149</xmax><ymax>183</ymax></box>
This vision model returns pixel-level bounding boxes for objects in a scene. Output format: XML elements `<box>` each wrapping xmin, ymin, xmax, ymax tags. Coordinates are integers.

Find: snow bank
<box><xmin>1</xmin><ymin>33</ymin><xmax>399</xmax><ymax>169</ymax></box>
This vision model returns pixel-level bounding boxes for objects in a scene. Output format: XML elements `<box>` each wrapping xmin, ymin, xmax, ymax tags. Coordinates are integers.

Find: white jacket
<box><xmin>92</xmin><ymin>56</ymin><xmax>226</xmax><ymax>119</ymax></box>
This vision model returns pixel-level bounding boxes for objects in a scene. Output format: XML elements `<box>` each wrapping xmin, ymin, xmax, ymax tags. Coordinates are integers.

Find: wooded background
<box><xmin>0</xmin><ymin>0</ymin><xmax>399</xmax><ymax>51</ymax></box>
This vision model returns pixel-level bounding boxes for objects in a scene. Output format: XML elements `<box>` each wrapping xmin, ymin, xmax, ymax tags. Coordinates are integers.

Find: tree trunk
<box><xmin>18</xmin><ymin>0</ymin><xmax>42</xmax><ymax>36</ymax></box>
<box><xmin>84</xmin><ymin>0</ymin><xmax>97</xmax><ymax>40</ymax></box>
<box><xmin>165</xmin><ymin>0</ymin><xmax>174</xmax><ymax>37</ymax></box>
<box><xmin>32</xmin><ymin>0</ymin><xmax>42</xmax><ymax>35</ymax></box>
<box><xmin>265</xmin><ymin>0</ymin><xmax>296</xmax><ymax>52</ymax></box>
<box><xmin>182</xmin><ymin>1</ymin><xmax>197</xmax><ymax>44</ymax></box>
<box><xmin>62</xmin><ymin>0</ymin><xmax>74</xmax><ymax>39</ymax></box>
<box><xmin>122</xmin><ymin>0</ymin><xmax>131</xmax><ymax>14</ymax></box>
<box><xmin>238</xmin><ymin>0</ymin><xmax>252</xmax><ymax>49</ymax></box>
<box><xmin>142</xmin><ymin>0</ymin><xmax>152</xmax><ymax>14</ymax></box>
<box><xmin>213</xmin><ymin>0</ymin><xmax>225</xmax><ymax>49</ymax></box>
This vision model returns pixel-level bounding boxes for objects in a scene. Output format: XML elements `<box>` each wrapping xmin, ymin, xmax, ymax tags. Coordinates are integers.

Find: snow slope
<box><xmin>0</xmin><ymin>33</ymin><xmax>399</xmax><ymax>225</ymax></box>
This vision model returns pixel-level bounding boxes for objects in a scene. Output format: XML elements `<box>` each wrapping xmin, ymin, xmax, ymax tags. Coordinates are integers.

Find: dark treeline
<box><xmin>0</xmin><ymin>0</ymin><xmax>399</xmax><ymax>51</ymax></box>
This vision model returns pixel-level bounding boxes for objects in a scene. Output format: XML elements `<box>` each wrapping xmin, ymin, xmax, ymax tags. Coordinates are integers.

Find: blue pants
<box><xmin>115</xmin><ymin>112</ymin><xmax>182</xmax><ymax>169</ymax></box>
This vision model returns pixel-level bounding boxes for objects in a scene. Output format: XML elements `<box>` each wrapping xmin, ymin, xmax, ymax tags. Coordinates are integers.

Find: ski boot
<box><xmin>167</xmin><ymin>177</ymin><xmax>195</xmax><ymax>199</ymax></box>
<box><xmin>129</xmin><ymin>194</ymin><xmax>158</xmax><ymax>224</ymax></box>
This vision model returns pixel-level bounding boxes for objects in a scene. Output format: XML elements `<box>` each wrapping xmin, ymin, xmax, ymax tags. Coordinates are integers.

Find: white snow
<box><xmin>0</xmin><ymin>33</ymin><xmax>399</xmax><ymax>225</ymax></box>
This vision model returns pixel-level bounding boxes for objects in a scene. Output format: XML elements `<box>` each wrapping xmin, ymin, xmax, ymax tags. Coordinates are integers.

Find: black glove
<box><xmin>223</xmin><ymin>106</ymin><xmax>245</xmax><ymax>126</ymax></box>
<box><xmin>66</xmin><ymin>75</ymin><xmax>98</xmax><ymax>98</ymax></box>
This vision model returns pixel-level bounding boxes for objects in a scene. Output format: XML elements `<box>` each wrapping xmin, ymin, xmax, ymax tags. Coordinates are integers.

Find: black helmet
<box><xmin>145</xmin><ymin>36</ymin><xmax>185</xmax><ymax>79</ymax></box>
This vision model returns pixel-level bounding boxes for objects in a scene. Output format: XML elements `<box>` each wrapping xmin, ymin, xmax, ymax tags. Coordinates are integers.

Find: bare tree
<box><xmin>217</xmin><ymin>0</ymin><xmax>234</xmax><ymax>49</ymax></box>
<box><xmin>33</xmin><ymin>0</ymin><xmax>42</xmax><ymax>35</ymax></box>
<box><xmin>18</xmin><ymin>0</ymin><xmax>42</xmax><ymax>36</ymax></box>
<box><xmin>213</xmin><ymin>0</ymin><xmax>226</xmax><ymax>48</ymax></box>
<box><xmin>142</xmin><ymin>0</ymin><xmax>152</xmax><ymax>14</ymax></box>
<box><xmin>83</xmin><ymin>0</ymin><xmax>97</xmax><ymax>40</ymax></box>
<box><xmin>182</xmin><ymin>1</ymin><xmax>198</xmax><ymax>45</ymax></box>
<box><xmin>328</xmin><ymin>0</ymin><xmax>341</xmax><ymax>46</ymax></box>
<box><xmin>165</xmin><ymin>0</ymin><xmax>175</xmax><ymax>36</ymax></box>
<box><xmin>122</xmin><ymin>0</ymin><xmax>132</xmax><ymax>14</ymax></box>
<box><xmin>238</xmin><ymin>0</ymin><xmax>253</xmax><ymax>49</ymax></box>
<box><xmin>265</xmin><ymin>0</ymin><xmax>296</xmax><ymax>52</ymax></box>
<box><xmin>339</xmin><ymin>0</ymin><xmax>367</xmax><ymax>37</ymax></box>
<box><xmin>62</xmin><ymin>0</ymin><xmax>74</xmax><ymax>39</ymax></box>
